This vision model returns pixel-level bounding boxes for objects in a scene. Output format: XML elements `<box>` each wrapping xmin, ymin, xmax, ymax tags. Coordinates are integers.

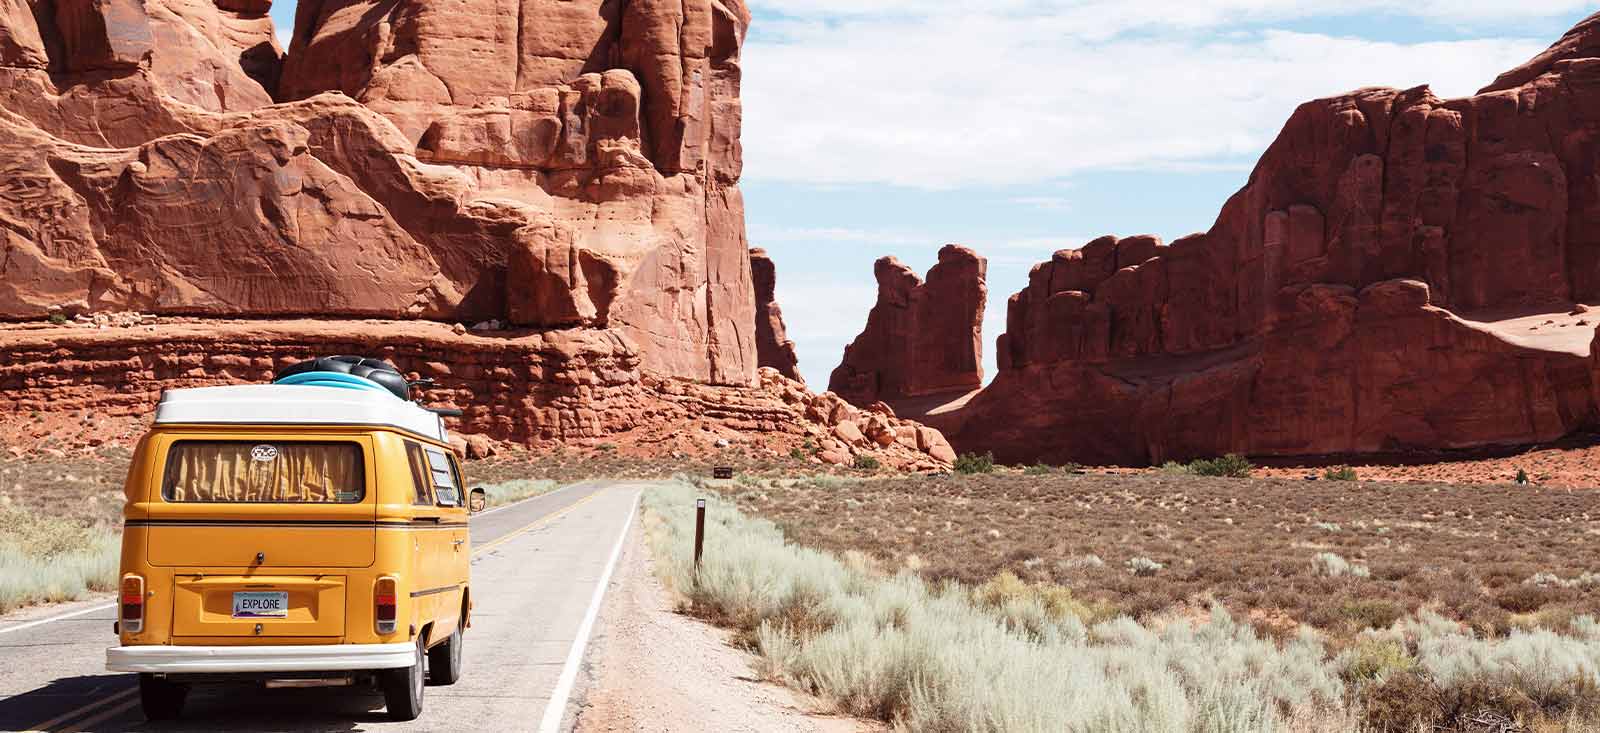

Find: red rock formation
<box><xmin>943</xmin><ymin>14</ymin><xmax>1600</xmax><ymax>465</ymax></box>
<box><xmin>0</xmin><ymin>0</ymin><xmax>755</xmax><ymax>387</ymax></box>
<box><xmin>749</xmin><ymin>248</ymin><xmax>801</xmax><ymax>382</ymax></box>
<box><xmin>829</xmin><ymin>245</ymin><xmax>987</xmax><ymax>407</ymax></box>
<box><xmin>0</xmin><ymin>321</ymin><xmax>955</xmax><ymax>468</ymax></box>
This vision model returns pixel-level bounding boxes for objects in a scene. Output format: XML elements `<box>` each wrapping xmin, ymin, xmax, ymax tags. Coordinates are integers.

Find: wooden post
<box><xmin>693</xmin><ymin>498</ymin><xmax>707</xmax><ymax>573</ymax></box>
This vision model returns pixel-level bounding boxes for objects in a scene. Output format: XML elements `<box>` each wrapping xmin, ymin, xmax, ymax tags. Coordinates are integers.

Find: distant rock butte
<box><xmin>750</xmin><ymin>248</ymin><xmax>802</xmax><ymax>382</ymax></box>
<box><xmin>851</xmin><ymin>13</ymin><xmax>1600</xmax><ymax>465</ymax></box>
<box><xmin>829</xmin><ymin>244</ymin><xmax>987</xmax><ymax>407</ymax></box>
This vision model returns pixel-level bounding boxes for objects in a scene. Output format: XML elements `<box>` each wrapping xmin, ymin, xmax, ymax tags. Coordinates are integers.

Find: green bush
<box><xmin>1158</xmin><ymin>460</ymin><xmax>1191</xmax><ymax>475</ymax></box>
<box><xmin>852</xmin><ymin>454</ymin><xmax>881</xmax><ymax>472</ymax></box>
<box><xmin>953</xmin><ymin>452</ymin><xmax>995</xmax><ymax>474</ymax></box>
<box><xmin>1323</xmin><ymin>465</ymin><xmax>1358</xmax><ymax>481</ymax></box>
<box><xmin>1337</xmin><ymin>637</ymin><xmax>1416</xmax><ymax>683</ymax></box>
<box><xmin>1187</xmin><ymin>454</ymin><xmax>1253</xmax><ymax>478</ymax></box>
<box><xmin>789</xmin><ymin>447</ymin><xmax>808</xmax><ymax>460</ymax></box>
<box><xmin>1022</xmin><ymin>462</ymin><xmax>1055</xmax><ymax>475</ymax></box>
<box><xmin>47</xmin><ymin>312</ymin><xmax>69</xmax><ymax>325</ymax></box>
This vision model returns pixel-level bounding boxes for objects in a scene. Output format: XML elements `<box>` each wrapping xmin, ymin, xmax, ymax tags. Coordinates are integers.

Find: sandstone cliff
<box><xmin>934</xmin><ymin>14</ymin><xmax>1600</xmax><ymax>465</ymax></box>
<box><xmin>828</xmin><ymin>245</ymin><xmax>986</xmax><ymax>407</ymax></box>
<box><xmin>0</xmin><ymin>0</ymin><xmax>960</xmax><ymax>467</ymax></box>
<box><xmin>0</xmin><ymin>0</ymin><xmax>755</xmax><ymax>386</ymax></box>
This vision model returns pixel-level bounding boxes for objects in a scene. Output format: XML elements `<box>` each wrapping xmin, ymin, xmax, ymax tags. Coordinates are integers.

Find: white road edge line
<box><xmin>537</xmin><ymin>489</ymin><xmax>640</xmax><ymax>733</ymax></box>
<box><xmin>0</xmin><ymin>602</ymin><xmax>116</xmax><ymax>637</ymax></box>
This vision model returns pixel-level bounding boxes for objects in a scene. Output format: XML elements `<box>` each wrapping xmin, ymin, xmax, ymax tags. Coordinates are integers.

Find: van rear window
<box><xmin>162</xmin><ymin>441</ymin><xmax>365</xmax><ymax>504</ymax></box>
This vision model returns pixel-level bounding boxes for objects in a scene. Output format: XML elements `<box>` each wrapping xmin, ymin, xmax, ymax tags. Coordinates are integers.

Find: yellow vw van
<box><xmin>106</xmin><ymin>357</ymin><xmax>485</xmax><ymax>721</ymax></box>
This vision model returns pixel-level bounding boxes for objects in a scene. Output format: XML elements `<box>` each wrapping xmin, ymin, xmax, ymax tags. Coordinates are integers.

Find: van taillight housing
<box><xmin>120</xmin><ymin>575</ymin><xmax>145</xmax><ymax>633</ymax></box>
<box><xmin>375</xmin><ymin>577</ymin><xmax>398</xmax><ymax>634</ymax></box>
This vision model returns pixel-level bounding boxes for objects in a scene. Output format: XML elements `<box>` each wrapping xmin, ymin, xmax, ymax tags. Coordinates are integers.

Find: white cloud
<box><xmin>741</xmin><ymin>5</ymin><xmax>1571</xmax><ymax>188</ymax></box>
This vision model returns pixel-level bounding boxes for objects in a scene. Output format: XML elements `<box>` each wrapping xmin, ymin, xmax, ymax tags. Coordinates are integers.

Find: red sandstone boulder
<box><xmin>829</xmin><ymin>244</ymin><xmax>987</xmax><ymax>407</ymax></box>
<box><xmin>750</xmin><ymin>248</ymin><xmax>803</xmax><ymax>382</ymax></box>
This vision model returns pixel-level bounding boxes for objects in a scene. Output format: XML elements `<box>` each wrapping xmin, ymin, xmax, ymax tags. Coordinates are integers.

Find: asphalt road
<box><xmin>0</xmin><ymin>481</ymin><xmax>645</xmax><ymax>732</ymax></box>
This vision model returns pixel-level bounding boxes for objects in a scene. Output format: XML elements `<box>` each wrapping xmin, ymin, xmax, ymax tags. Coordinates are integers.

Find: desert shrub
<box><xmin>1340</xmin><ymin>599</ymin><xmax>1406</xmax><ymax>631</ymax></box>
<box><xmin>48</xmin><ymin>312</ymin><xmax>69</xmax><ymax>325</ymax></box>
<box><xmin>1127</xmin><ymin>556</ymin><xmax>1165</xmax><ymax>577</ymax></box>
<box><xmin>0</xmin><ymin>508</ymin><xmax>119</xmax><ymax>613</ymax></box>
<box><xmin>1495</xmin><ymin>584</ymin><xmax>1562</xmax><ymax>614</ymax></box>
<box><xmin>1158</xmin><ymin>460</ymin><xmax>1190</xmax><ymax>475</ymax></box>
<box><xmin>1312</xmin><ymin>552</ymin><xmax>1371</xmax><ymax>579</ymax></box>
<box><xmin>641</xmin><ymin>482</ymin><xmax>1347</xmax><ymax>730</ymax></box>
<box><xmin>1323</xmin><ymin>465</ymin><xmax>1358</xmax><ymax>481</ymax></box>
<box><xmin>1022</xmin><ymin>462</ymin><xmax>1055</xmax><ymax>476</ymax></box>
<box><xmin>952</xmin><ymin>452</ymin><xmax>994</xmax><ymax>475</ymax></box>
<box><xmin>973</xmin><ymin>572</ymin><xmax>1113</xmax><ymax>631</ymax></box>
<box><xmin>1357</xmin><ymin>671</ymin><xmax>1439</xmax><ymax>733</ymax></box>
<box><xmin>1187</xmin><ymin>454</ymin><xmax>1252</xmax><ymax>478</ymax></box>
<box><xmin>852</xmin><ymin>454</ymin><xmax>881</xmax><ymax>472</ymax></box>
<box><xmin>1338</xmin><ymin>637</ymin><xmax>1417</xmax><ymax>683</ymax></box>
<box><xmin>1516</xmin><ymin>468</ymin><xmax>1530</xmax><ymax>485</ymax></box>
<box><xmin>789</xmin><ymin>447</ymin><xmax>807</xmax><ymax>460</ymax></box>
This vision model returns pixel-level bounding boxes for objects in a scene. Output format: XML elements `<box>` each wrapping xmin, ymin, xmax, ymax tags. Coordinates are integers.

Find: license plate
<box><xmin>232</xmin><ymin>591</ymin><xmax>288</xmax><ymax>619</ymax></box>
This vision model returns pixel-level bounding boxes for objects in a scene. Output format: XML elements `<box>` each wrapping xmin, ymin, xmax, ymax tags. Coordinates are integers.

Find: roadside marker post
<box><xmin>693</xmin><ymin>498</ymin><xmax>707</xmax><ymax>575</ymax></box>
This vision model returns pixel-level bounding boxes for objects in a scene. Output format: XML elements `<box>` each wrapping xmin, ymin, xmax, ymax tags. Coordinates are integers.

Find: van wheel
<box><xmin>138</xmin><ymin>674</ymin><xmax>188</xmax><ymax>720</ymax></box>
<box><xmin>381</xmin><ymin>636</ymin><xmax>425</xmax><ymax>721</ymax></box>
<box><xmin>428</xmin><ymin>625</ymin><xmax>463</xmax><ymax>685</ymax></box>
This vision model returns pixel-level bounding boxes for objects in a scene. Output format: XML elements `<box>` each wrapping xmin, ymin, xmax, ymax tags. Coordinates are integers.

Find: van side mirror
<box><xmin>469</xmin><ymin>488</ymin><xmax>487</xmax><ymax>514</ymax></box>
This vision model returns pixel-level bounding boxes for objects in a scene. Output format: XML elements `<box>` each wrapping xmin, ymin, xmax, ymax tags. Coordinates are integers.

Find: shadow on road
<box><xmin>0</xmin><ymin>673</ymin><xmax>391</xmax><ymax>732</ymax></box>
<box><xmin>0</xmin><ymin>673</ymin><xmax>135</xmax><ymax>731</ymax></box>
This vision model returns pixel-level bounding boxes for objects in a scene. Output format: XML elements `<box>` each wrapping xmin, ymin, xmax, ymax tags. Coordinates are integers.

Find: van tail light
<box><xmin>375</xmin><ymin>577</ymin><xmax>398</xmax><ymax>634</ymax></box>
<box><xmin>120</xmin><ymin>575</ymin><xmax>145</xmax><ymax>634</ymax></box>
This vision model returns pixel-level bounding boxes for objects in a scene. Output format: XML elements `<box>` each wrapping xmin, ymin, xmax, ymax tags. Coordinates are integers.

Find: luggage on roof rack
<box><xmin>275</xmin><ymin>356</ymin><xmax>411</xmax><ymax>401</ymax></box>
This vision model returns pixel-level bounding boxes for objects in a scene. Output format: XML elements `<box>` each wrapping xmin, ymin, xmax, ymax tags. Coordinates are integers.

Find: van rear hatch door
<box><xmin>172</xmin><ymin>575</ymin><xmax>347</xmax><ymax>638</ymax></box>
<box><xmin>144</xmin><ymin>438</ymin><xmax>376</xmax><ymax>568</ymax></box>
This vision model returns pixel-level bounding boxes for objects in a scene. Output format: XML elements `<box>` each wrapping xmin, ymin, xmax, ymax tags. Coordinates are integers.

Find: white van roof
<box><xmin>154</xmin><ymin>385</ymin><xmax>449</xmax><ymax>443</ymax></box>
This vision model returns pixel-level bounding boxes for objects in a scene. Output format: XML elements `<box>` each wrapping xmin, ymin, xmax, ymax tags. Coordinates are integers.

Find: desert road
<box><xmin>0</xmin><ymin>481</ymin><xmax>647</xmax><ymax>732</ymax></box>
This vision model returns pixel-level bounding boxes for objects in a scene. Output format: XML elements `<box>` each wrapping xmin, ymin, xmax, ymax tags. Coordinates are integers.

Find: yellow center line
<box><xmin>472</xmin><ymin>490</ymin><xmax>602</xmax><ymax>557</ymax></box>
<box><xmin>21</xmin><ymin>686</ymin><xmax>137</xmax><ymax>733</ymax></box>
<box><xmin>23</xmin><ymin>488</ymin><xmax>606</xmax><ymax>733</ymax></box>
<box><xmin>55</xmin><ymin>696</ymin><xmax>140</xmax><ymax>733</ymax></box>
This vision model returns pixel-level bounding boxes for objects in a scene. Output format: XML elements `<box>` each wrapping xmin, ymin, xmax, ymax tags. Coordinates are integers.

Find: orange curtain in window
<box><xmin>164</xmin><ymin>443</ymin><xmax>362</xmax><ymax>503</ymax></box>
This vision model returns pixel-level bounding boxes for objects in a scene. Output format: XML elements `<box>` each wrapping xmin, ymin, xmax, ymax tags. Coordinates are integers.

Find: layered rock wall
<box><xmin>829</xmin><ymin>245</ymin><xmax>986</xmax><ymax>407</ymax></box>
<box><xmin>939</xmin><ymin>14</ymin><xmax>1600</xmax><ymax>465</ymax></box>
<box><xmin>0</xmin><ymin>0</ymin><xmax>756</xmax><ymax>387</ymax></box>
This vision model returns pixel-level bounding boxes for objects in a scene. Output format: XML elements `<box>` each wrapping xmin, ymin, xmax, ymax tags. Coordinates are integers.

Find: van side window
<box><xmin>403</xmin><ymin>442</ymin><xmax>434</xmax><ymax>506</ymax></box>
<box><xmin>423</xmin><ymin>447</ymin><xmax>461</xmax><ymax>507</ymax></box>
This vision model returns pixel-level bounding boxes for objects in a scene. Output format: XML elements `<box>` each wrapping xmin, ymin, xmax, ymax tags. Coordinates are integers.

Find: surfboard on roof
<box><xmin>153</xmin><ymin>356</ymin><xmax>449</xmax><ymax>443</ymax></box>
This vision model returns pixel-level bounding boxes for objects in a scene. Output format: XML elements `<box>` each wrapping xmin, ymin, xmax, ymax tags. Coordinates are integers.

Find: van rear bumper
<box><xmin>107</xmin><ymin>642</ymin><xmax>415</xmax><ymax>674</ymax></box>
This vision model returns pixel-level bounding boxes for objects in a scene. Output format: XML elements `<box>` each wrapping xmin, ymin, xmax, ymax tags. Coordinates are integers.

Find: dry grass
<box><xmin>646</xmin><ymin>480</ymin><xmax>1600</xmax><ymax>732</ymax></box>
<box><xmin>728</xmin><ymin>471</ymin><xmax>1600</xmax><ymax>644</ymax></box>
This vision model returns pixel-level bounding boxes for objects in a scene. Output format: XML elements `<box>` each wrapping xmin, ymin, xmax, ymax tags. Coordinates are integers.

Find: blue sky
<box><xmin>268</xmin><ymin>2</ymin><xmax>1596</xmax><ymax>388</ymax></box>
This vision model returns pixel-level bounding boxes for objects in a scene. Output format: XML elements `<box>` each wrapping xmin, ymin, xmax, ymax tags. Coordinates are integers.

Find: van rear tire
<box><xmin>138</xmin><ymin>673</ymin><xmax>188</xmax><ymax>720</ymax></box>
<box><xmin>381</xmin><ymin>636</ymin><xmax>425</xmax><ymax>721</ymax></box>
<box><xmin>428</xmin><ymin>625</ymin><xmax>463</xmax><ymax>685</ymax></box>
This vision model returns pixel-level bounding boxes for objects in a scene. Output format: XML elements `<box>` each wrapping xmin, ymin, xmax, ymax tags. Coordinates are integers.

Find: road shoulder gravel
<box><xmin>569</xmin><ymin>511</ymin><xmax>879</xmax><ymax>733</ymax></box>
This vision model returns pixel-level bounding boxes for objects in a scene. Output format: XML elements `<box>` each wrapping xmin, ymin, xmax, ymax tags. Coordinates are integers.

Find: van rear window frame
<box><xmin>160</xmin><ymin>439</ymin><xmax>368</xmax><ymax>504</ymax></box>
